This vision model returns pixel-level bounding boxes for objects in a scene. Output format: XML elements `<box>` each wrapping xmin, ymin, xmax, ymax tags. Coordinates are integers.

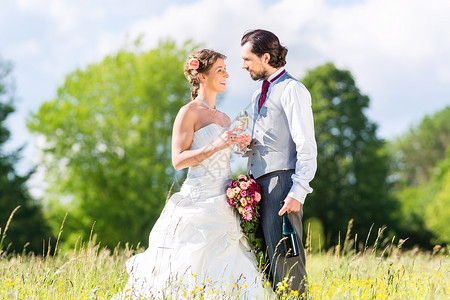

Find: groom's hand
<box><xmin>240</xmin><ymin>132</ymin><xmax>252</xmax><ymax>148</ymax></box>
<box><xmin>278</xmin><ymin>196</ymin><xmax>302</xmax><ymax>216</ymax></box>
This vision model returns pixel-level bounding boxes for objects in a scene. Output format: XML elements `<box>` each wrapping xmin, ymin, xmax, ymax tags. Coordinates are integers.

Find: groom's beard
<box><xmin>250</xmin><ymin>69</ymin><xmax>268</xmax><ymax>81</ymax></box>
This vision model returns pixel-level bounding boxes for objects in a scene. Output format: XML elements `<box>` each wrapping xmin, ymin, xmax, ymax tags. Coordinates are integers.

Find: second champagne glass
<box><xmin>233</xmin><ymin>110</ymin><xmax>249</xmax><ymax>154</ymax></box>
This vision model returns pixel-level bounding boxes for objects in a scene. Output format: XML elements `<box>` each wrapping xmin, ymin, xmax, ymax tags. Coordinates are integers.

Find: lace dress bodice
<box><xmin>187</xmin><ymin>123</ymin><xmax>232</xmax><ymax>182</ymax></box>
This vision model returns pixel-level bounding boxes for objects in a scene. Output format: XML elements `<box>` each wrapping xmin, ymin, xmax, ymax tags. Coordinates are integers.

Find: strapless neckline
<box><xmin>194</xmin><ymin>123</ymin><xmax>228</xmax><ymax>134</ymax></box>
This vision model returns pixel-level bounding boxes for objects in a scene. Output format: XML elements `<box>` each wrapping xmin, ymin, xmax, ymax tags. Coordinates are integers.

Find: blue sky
<box><xmin>1</xmin><ymin>0</ymin><xmax>449</xmax><ymax>195</ymax></box>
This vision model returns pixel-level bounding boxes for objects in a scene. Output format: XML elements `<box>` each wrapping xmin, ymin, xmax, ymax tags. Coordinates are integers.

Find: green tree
<box><xmin>424</xmin><ymin>150</ymin><xmax>450</xmax><ymax>243</ymax></box>
<box><xmin>0</xmin><ymin>57</ymin><xmax>51</xmax><ymax>254</ymax></box>
<box><xmin>391</xmin><ymin>184</ymin><xmax>433</xmax><ymax>247</ymax></box>
<box><xmin>301</xmin><ymin>63</ymin><xmax>398</xmax><ymax>248</ymax></box>
<box><xmin>27</xmin><ymin>40</ymin><xmax>196</xmax><ymax>249</ymax></box>
<box><xmin>392</xmin><ymin>106</ymin><xmax>450</xmax><ymax>186</ymax></box>
<box><xmin>390</xmin><ymin>107</ymin><xmax>450</xmax><ymax>246</ymax></box>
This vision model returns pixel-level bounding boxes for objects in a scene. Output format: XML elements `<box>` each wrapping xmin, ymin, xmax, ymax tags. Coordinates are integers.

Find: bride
<box><xmin>116</xmin><ymin>49</ymin><xmax>268</xmax><ymax>299</ymax></box>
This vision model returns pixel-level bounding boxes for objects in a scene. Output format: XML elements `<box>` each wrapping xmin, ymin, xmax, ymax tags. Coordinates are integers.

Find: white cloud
<box><xmin>16</xmin><ymin>0</ymin><xmax>75</xmax><ymax>32</ymax></box>
<box><xmin>329</xmin><ymin>0</ymin><xmax>449</xmax><ymax>62</ymax></box>
<box><xmin>437</xmin><ymin>67</ymin><xmax>450</xmax><ymax>84</ymax></box>
<box><xmin>6</xmin><ymin>39</ymin><xmax>41</xmax><ymax>57</ymax></box>
<box><xmin>16</xmin><ymin>0</ymin><xmax>105</xmax><ymax>33</ymax></box>
<box><xmin>115</xmin><ymin>0</ymin><xmax>450</xmax><ymax>118</ymax></box>
<box><xmin>16</xmin><ymin>0</ymin><xmax>40</xmax><ymax>10</ymax></box>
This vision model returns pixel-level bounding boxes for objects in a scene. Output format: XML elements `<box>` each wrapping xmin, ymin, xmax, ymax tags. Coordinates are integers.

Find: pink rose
<box><xmin>240</xmin><ymin>190</ymin><xmax>247</xmax><ymax>197</ymax></box>
<box><xmin>227</xmin><ymin>198</ymin><xmax>235</xmax><ymax>207</ymax></box>
<box><xmin>239</xmin><ymin>181</ymin><xmax>249</xmax><ymax>190</ymax></box>
<box><xmin>188</xmin><ymin>58</ymin><xmax>199</xmax><ymax>70</ymax></box>
<box><xmin>232</xmin><ymin>181</ymin><xmax>238</xmax><ymax>188</ymax></box>
<box><xmin>226</xmin><ymin>188</ymin><xmax>235</xmax><ymax>198</ymax></box>
<box><xmin>238</xmin><ymin>175</ymin><xmax>247</xmax><ymax>181</ymax></box>
<box><xmin>254</xmin><ymin>192</ymin><xmax>261</xmax><ymax>202</ymax></box>
<box><xmin>245</xmin><ymin>205</ymin><xmax>253</xmax><ymax>212</ymax></box>
<box><xmin>243</xmin><ymin>212</ymin><xmax>253</xmax><ymax>221</ymax></box>
<box><xmin>247</xmin><ymin>198</ymin><xmax>254</xmax><ymax>204</ymax></box>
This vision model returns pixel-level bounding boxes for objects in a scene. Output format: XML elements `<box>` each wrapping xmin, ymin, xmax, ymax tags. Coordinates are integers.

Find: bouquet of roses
<box><xmin>226</xmin><ymin>175</ymin><xmax>264</xmax><ymax>262</ymax></box>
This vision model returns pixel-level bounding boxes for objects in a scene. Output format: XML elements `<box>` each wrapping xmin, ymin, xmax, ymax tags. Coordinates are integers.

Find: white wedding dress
<box><xmin>117</xmin><ymin>124</ymin><xmax>268</xmax><ymax>299</ymax></box>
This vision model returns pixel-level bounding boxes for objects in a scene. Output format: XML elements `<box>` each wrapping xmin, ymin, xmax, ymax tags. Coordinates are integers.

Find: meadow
<box><xmin>1</xmin><ymin>213</ymin><xmax>449</xmax><ymax>299</ymax></box>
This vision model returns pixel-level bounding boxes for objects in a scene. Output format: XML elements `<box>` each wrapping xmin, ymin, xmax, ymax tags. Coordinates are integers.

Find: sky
<box><xmin>1</xmin><ymin>0</ymin><xmax>449</xmax><ymax>195</ymax></box>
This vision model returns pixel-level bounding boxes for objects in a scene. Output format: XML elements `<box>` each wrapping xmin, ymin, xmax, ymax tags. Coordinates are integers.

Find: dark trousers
<box><xmin>255</xmin><ymin>170</ymin><xmax>307</xmax><ymax>295</ymax></box>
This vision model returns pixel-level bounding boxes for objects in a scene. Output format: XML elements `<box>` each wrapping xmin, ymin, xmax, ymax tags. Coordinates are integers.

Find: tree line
<box><xmin>1</xmin><ymin>41</ymin><xmax>449</xmax><ymax>255</ymax></box>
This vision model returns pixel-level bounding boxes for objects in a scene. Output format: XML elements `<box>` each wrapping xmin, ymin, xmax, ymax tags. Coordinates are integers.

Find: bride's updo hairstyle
<box><xmin>184</xmin><ymin>49</ymin><xmax>226</xmax><ymax>100</ymax></box>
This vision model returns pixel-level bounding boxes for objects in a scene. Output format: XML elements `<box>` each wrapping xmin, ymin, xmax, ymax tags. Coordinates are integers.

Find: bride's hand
<box><xmin>215</xmin><ymin>128</ymin><xmax>242</xmax><ymax>151</ymax></box>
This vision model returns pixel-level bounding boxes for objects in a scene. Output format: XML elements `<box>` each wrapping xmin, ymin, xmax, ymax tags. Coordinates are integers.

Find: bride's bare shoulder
<box><xmin>218</xmin><ymin>111</ymin><xmax>232</xmax><ymax>128</ymax></box>
<box><xmin>174</xmin><ymin>101</ymin><xmax>202</xmax><ymax>127</ymax></box>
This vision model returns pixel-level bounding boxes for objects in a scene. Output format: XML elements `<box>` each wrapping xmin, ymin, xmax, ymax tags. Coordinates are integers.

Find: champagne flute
<box><xmin>233</xmin><ymin>110</ymin><xmax>249</xmax><ymax>154</ymax></box>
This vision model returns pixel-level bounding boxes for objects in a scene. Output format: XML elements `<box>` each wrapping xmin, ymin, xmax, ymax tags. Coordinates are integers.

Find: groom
<box><xmin>241</xmin><ymin>29</ymin><xmax>317</xmax><ymax>295</ymax></box>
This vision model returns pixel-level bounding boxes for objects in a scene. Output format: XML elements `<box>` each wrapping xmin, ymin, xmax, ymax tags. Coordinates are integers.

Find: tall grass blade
<box><xmin>0</xmin><ymin>205</ymin><xmax>21</xmax><ymax>253</ymax></box>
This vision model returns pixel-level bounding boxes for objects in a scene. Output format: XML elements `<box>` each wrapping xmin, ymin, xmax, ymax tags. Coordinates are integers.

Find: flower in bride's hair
<box><xmin>188</xmin><ymin>58</ymin><xmax>199</xmax><ymax>70</ymax></box>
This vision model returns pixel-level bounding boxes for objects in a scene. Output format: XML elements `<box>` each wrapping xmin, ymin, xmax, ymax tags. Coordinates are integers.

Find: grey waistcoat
<box><xmin>247</xmin><ymin>72</ymin><xmax>297</xmax><ymax>179</ymax></box>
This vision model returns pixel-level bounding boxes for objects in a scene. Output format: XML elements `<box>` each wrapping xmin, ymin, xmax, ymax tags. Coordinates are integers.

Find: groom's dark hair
<box><xmin>241</xmin><ymin>29</ymin><xmax>288</xmax><ymax>68</ymax></box>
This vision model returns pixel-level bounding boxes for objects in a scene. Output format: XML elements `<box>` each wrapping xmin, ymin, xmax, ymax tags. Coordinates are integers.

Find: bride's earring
<box><xmin>203</xmin><ymin>82</ymin><xmax>206</xmax><ymax>87</ymax></box>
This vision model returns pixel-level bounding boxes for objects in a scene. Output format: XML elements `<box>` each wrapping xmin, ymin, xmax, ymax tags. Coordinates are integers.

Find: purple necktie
<box><xmin>258</xmin><ymin>80</ymin><xmax>270</xmax><ymax>112</ymax></box>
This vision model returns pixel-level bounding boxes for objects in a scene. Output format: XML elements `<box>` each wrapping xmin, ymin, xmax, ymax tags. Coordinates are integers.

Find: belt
<box><xmin>256</xmin><ymin>169</ymin><xmax>295</xmax><ymax>180</ymax></box>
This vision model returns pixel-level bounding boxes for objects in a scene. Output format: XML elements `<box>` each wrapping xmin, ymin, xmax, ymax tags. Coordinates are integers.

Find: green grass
<box><xmin>1</xmin><ymin>241</ymin><xmax>448</xmax><ymax>299</ymax></box>
<box><xmin>1</xmin><ymin>245</ymin><xmax>449</xmax><ymax>299</ymax></box>
<box><xmin>305</xmin><ymin>249</ymin><xmax>449</xmax><ymax>299</ymax></box>
<box><xmin>1</xmin><ymin>210</ymin><xmax>449</xmax><ymax>299</ymax></box>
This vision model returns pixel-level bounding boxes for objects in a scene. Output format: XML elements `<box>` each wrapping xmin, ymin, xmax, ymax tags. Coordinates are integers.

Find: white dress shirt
<box><xmin>264</xmin><ymin>68</ymin><xmax>317</xmax><ymax>204</ymax></box>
